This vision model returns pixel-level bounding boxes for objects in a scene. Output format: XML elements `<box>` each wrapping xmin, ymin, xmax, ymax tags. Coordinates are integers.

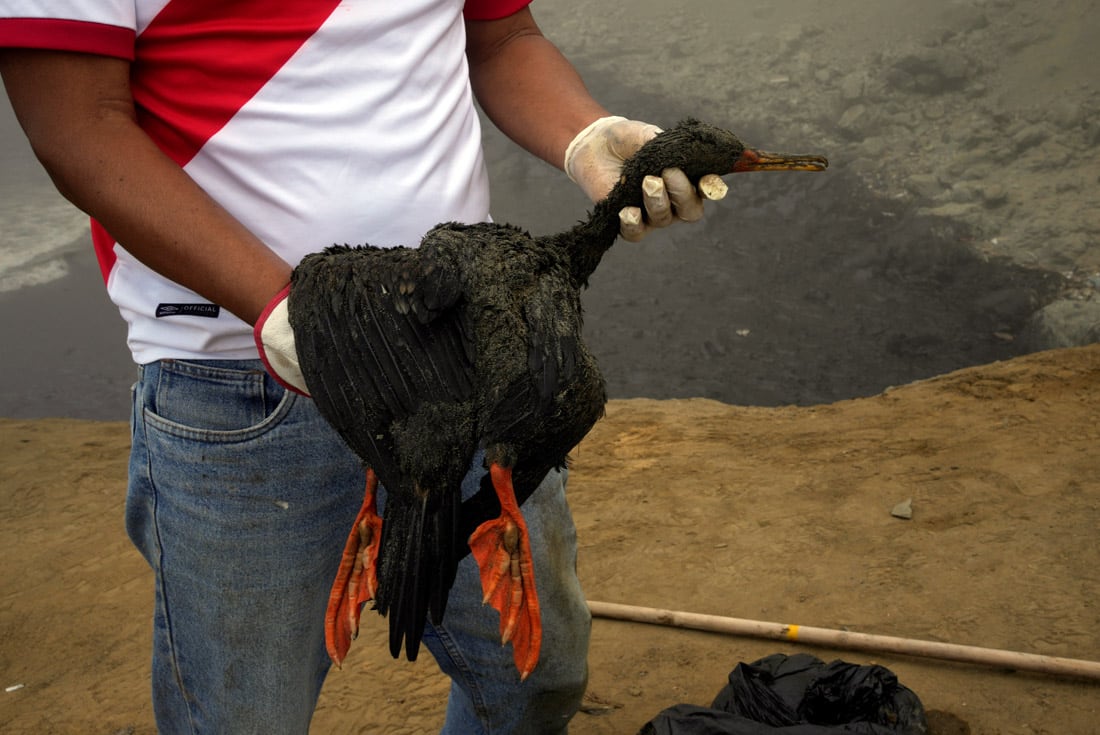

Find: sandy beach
<box><xmin>2</xmin><ymin>346</ymin><xmax>1099</xmax><ymax>733</ymax></box>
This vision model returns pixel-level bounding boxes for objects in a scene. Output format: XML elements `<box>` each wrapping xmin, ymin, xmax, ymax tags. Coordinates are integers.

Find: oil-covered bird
<box><xmin>286</xmin><ymin>119</ymin><xmax>828</xmax><ymax>679</ymax></box>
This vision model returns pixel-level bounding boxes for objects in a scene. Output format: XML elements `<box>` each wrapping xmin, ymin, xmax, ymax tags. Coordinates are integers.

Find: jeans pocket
<box><xmin>141</xmin><ymin>359</ymin><xmax>294</xmax><ymax>441</ymax></box>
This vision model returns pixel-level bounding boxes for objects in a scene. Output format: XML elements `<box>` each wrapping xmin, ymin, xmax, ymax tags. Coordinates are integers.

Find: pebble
<box><xmin>1021</xmin><ymin>299</ymin><xmax>1100</xmax><ymax>350</ymax></box>
<box><xmin>907</xmin><ymin>173</ymin><xmax>946</xmax><ymax>201</ymax></box>
<box><xmin>891</xmin><ymin>498</ymin><xmax>913</xmax><ymax>520</ymax></box>
<box><xmin>978</xmin><ymin>183</ymin><xmax>1008</xmax><ymax>207</ymax></box>
<box><xmin>950</xmin><ymin>183</ymin><xmax>979</xmax><ymax>204</ymax></box>
<box><xmin>837</xmin><ymin>104</ymin><xmax>868</xmax><ymax>138</ymax></box>
<box><xmin>889</xmin><ymin>47</ymin><xmax>974</xmax><ymax>93</ymax></box>
<box><xmin>860</xmin><ymin>136</ymin><xmax>887</xmax><ymax>157</ymax></box>
<box><xmin>1011</xmin><ymin>123</ymin><xmax>1050</xmax><ymax>152</ymax></box>
<box><xmin>839</xmin><ymin>72</ymin><xmax>866</xmax><ymax>101</ymax></box>
<box><xmin>939</xmin><ymin>4</ymin><xmax>990</xmax><ymax>35</ymax></box>
<box><xmin>1049</xmin><ymin>100</ymin><xmax>1086</xmax><ymax>129</ymax></box>
<box><xmin>920</xmin><ymin>202</ymin><xmax>980</xmax><ymax>219</ymax></box>
<box><xmin>923</xmin><ymin>100</ymin><xmax>946</xmax><ymax>120</ymax></box>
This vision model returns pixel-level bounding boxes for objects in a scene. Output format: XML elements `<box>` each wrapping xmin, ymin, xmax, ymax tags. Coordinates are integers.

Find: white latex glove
<box><xmin>254</xmin><ymin>284</ymin><xmax>310</xmax><ymax>396</ymax></box>
<box><xmin>564</xmin><ymin>116</ymin><xmax>728</xmax><ymax>242</ymax></box>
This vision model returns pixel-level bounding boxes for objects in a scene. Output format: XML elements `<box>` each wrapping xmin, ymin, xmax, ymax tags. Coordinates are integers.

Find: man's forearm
<box><xmin>466</xmin><ymin>9</ymin><xmax>609</xmax><ymax>172</ymax></box>
<box><xmin>0</xmin><ymin>50</ymin><xmax>291</xmax><ymax>325</ymax></box>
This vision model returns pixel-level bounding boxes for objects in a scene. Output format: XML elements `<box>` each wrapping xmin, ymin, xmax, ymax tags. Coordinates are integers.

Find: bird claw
<box><xmin>468</xmin><ymin>464</ymin><xmax>542</xmax><ymax>680</ymax></box>
<box><xmin>325</xmin><ymin>470</ymin><xmax>382</xmax><ymax>667</ymax></box>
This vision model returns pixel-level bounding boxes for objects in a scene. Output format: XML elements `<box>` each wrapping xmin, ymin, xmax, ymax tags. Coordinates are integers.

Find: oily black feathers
<box><xmin>289</xmin><ymin>221</ymin><xmax>595</xmax><ymax>662</ymax></box>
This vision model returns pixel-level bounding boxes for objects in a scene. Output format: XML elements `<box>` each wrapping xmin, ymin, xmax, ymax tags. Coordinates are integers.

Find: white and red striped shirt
<box><xmin>0</xmin><ymin>0</ymin><xmax>529</xmax><ymax>363</ymax></box>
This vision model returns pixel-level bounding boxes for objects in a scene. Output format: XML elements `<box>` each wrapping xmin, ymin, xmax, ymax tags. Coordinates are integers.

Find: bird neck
<box><xmin>545</xmin><ymin>196</ymin><xmax>624</xmax><ymax>288</ymax></box>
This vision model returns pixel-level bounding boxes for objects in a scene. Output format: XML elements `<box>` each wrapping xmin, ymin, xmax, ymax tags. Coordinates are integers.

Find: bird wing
<box><xmin>289</xmin><ymin>243</ymin><xmax>478</xmax><ymax>660</ymax></box>
<box><xmin>289</xmin><ymin>244</ymin><xmax>475</xmax><ymax>474</ymax></box>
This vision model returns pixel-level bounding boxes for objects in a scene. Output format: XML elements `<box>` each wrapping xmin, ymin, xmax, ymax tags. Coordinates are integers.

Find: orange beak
<box><xmin>733</xmin><ymin>148</ymin><xmax>829</xmax><ymax>173</ymax></box>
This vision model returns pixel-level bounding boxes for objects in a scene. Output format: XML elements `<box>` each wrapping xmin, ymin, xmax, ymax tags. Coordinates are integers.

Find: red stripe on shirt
<box><xmin>90</xmin><ymin>220</ymin><xmax>117</xmax><ymax>284</ymax></box>
<box><xmin>131</xmin><ymin>0</ymin><xmax>342</xmax><ymax>168</ymax></box>
<box><xmin>463</xmin><ymin>0</ymin><xmax>531</xmax><ymax>21</ymax></box>
<box><xmin>0</xmin><ymin>18</ymin><xmax>135</xmax><ymax>59</ymax></box>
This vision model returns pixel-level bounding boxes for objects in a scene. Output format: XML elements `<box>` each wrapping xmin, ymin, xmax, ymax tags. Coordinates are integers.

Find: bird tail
<box><xmin>373</xmin><ymin>480</ymin><xmax>461</xmax><ymax>662</ymax></box>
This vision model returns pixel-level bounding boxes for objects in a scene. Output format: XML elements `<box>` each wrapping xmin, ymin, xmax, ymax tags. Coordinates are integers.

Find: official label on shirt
<box><xmin>155</xmin><ymin>303</ymin><xmax>221</xmax><ymax>318</ymax></box>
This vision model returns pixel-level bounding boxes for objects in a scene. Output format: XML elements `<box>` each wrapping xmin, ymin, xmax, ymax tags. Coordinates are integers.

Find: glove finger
<box><xmin>641</xmin><ymin>175</ymin><xmax>674</xmax><ymax>228</ymax></box>
<box><xmin>619</xmin><ymin>206</ymin><xmax>649</xmax><ymax>242</ymax></box>
<box><xmin>663</xmin><ymin>168</ymin><xmax>705</xmax><ymax>223</ymax></box>
<box><xmin>699</xmin><ymin>173</ymin><xmax>729</xmax><ymax>201</ymax></box>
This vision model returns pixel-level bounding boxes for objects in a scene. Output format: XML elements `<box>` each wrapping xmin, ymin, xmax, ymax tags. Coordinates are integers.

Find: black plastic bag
<box><xmin>639</xmin><ymin>653</ymin><xmax>927</xmax><ymax>735</ymax></box>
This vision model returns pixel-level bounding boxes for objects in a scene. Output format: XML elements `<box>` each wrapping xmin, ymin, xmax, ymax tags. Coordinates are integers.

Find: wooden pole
<box><xmin>587</xmin><ymin>600</ymin><xmax>1100</xmax><ymax>681</ymax></box>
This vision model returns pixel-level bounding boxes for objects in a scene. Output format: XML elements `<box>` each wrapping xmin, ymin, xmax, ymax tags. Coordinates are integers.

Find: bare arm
<box><xmin>465</xmin><ymin>8</ymin><xmax>608</xmax><ymax>172</ymax></box>
<box><xmin>0</xmin><ymin>50</ymin><xmax>290</xmax><ymax>325</ymax></box>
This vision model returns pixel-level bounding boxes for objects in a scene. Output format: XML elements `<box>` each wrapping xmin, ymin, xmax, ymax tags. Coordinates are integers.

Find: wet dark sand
<box><xmin>0</xmin><ymin>235</ymin><xmax>133</xmax><ymax>420</ymax></box>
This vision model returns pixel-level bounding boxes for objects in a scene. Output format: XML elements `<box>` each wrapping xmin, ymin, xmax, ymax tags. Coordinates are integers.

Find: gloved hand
<box><xmin>564</xmin><ymin>115</ymin><xmax>728</xmax><ymax>242</ymax></box>
<box><xmin>254</xmin><ymin>284</ymin><xmax>310</xmax><ymax>396</ymax></box>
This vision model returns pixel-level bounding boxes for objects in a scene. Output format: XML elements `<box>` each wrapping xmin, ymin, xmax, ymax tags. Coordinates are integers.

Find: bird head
<box><xmin>610</xmin><ymin>118</ymin><xmax>827</xmax><ymax>211</ymax></box>
<box><xmin>563</xmin><ymin>118</ymin><xmax>828</xmax><ymax>286</ymax></box>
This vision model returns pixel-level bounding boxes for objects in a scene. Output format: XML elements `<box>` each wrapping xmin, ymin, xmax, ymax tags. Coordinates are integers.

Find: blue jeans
<box><xmin>127</xmin><ymin>359</ymin><xmax>590</xmax><ymax>734</ymax></box>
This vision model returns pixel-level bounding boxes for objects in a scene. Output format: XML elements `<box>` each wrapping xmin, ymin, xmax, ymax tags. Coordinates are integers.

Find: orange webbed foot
<box><xmin>325</xmin><ymin>469</ymin><xmax>383</xmax><ymax>667</ymax></box>
<box><xmin>468</xmin><ymin>464</ymin><xmax>542</xmax><ymax>680</ymax></box>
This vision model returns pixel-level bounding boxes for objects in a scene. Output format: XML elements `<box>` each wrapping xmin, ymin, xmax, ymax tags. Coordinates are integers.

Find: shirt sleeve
<box><xmin>463</xmin><ymin>0</ymin><xmax>531</xmax><ymax>21</ymax></box>
<box><xmin>0</xmin><ymin>1</ymin><xmax>136</xmax><ymax>59</ymax></box>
